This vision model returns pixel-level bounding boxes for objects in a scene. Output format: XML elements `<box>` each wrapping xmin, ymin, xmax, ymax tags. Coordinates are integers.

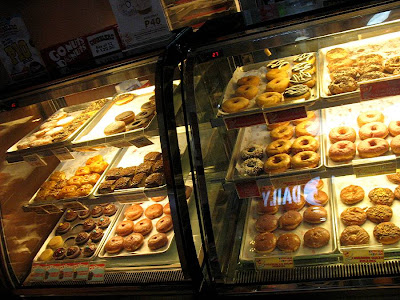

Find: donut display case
<box><xmin>33</xmin><ymin>203</ymin><xmax>122</xmax><ymax>263</ymax></box>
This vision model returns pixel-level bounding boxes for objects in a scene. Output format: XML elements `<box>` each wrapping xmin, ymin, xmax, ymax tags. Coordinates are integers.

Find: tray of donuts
<box><xmin>217</xmin><ymin>53</ymin><xmax>319</xmax><ymax>116</ymax></box>
<box><xmin>98</xmin><ymin>198</ymin><xmax>173</xmax><ymax>258</ymax></box>
<box><xmin>239</xmin><ymin>178</ymin><xmax>337</xmax><ymax>261</ymax></box>
<box><xmin>93</xmin><ymin>142</ymin><xmax>165</xmax><ymax>197</ymax></box>
<box><xmin>8</xmin><ymin>98</ymin><xmax>110</xmax><ymax>156</ymax></box>
<box><xmin>322</xmin><ymin>98</ymin><xmax>400</xmax><ymax>168</ymax></box>
<box><xmin>71</xmin><ymin>86</ymin><xmax>156</xmax><ymax>148</ymax></box>
<box><xmin>28</xmin><ymin>147</ymin><xmax>121</xmax><ymax>205</ymax></box>
<box><xmin>226</xmin><ymin>110</ymin><xmax>324</xmax><ymax>180</ymax></box>
<box><xmin>318</xmin><ymin>31</ymin><xmax>400</xmax><ymax>99</ymax></box>
<box><xmin>34</xmin><ymin>203</ymin><xmax>122</xmax><ymax>262</ymax></box>
<box><xmin>333</xmin><ymin>174</ymin><xmax>400</xmax><ymax>251</ymax></box>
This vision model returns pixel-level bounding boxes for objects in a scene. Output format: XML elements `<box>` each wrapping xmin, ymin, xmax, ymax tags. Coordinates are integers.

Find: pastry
<box><xmin>283</xmin><ymin>84</ymin><xmax>311</xmax><ymax>100</ymax></box>
<box><xmin>283</xmin><ymin>194</ymin><xmax>306</xmax><ymax>211</ymax></box>
<box><xmin>359</xmin><ymin>122</ymin><xmax>388</xmax><ymax>140</ymax></box>
<box><xmin>53</xmin><ymin>248</ymin><xmax>66</xmax><ymax>260</ymax></box>
<box><xmin>357</xmin><ymin>111</ymin><xmax>384</xmax><ymax>127</ymax></box>
<box><xmin>368</xmin><ymin>188</ymin><xmax>394</xmax><ymax>206</ymax></box>
<box><xmin>91</xmin><ymin>205</ymin><xmax>103</xmax><ymax>217</ymax></box>
<box><xmin>340</xmin><ymin>207</ymin><xmax>367</xmax><ymax>226</ymax></box>
<box><xmin>120</xmin><ymin>166</ymin><xmax>137</xmax><ymax>177</ymax></box>
<box><xmin>97</xmin><ymin>216</ymin><xmax>111</xmax><ymax>229</ymax></box>
<box><xmin>103</xmin><ymin>204</ymin><xmax>117</xmax><ymax>216</ymax></box>
<box><xmin>276</xmin><ymin>233</ymin><xmax>301</xmax><ymax>253</ymax></box>
<box><xmin>89</xmin><ymin>228</ymin><xmax>104</xmax><ymax>243</ymax></box>
<box><xmin>64</xmin><ymin>209</ymin><xmax>78</xmax><ymax>222</ymax></box>
<box><xmin>163</xmin><ymin>203</ymin><xmax>171</xmax><ymax>215</ymax></box>
<box><xmin>83</xmin><ymin>219</ymin><xmax>96</xmax><ymax>232</ymax></box>
<box><xmin>115</xmin><ymin>220</ymin><xmax>134</xmax><ymax>236</ymax></box>
<box><xmin>241</xmin><ymin>144</ymin><xmax>264</xmax><ymax>160</ymax></box>
<box><xmin>76</xmin><ymin>184</ymin><xmax>93</xmax><ymax>197</ymax></box>
<box><xmin>329</xmin><ymin>126</ymin><xmax>357</xmax><ymax>143</ymax></box>
<box><xmin>144</xmin><ymin>151</ymin><xmax>162</xmax><ymax>162</ymax></box>
<box><xmin>329</xmin><ymin>141</ymin><xmax>356</xmax><ymax>162</ymax></box>
<box><xmin>105</xmin><ymin>236</ymin><xmax>124</xmax><ymax>254</ymax></box>
<box><xmin>255</xmin><ymin>214</ymin><xmax>278</xmax><ymax>233</ymax></box>
<box><xmin>82</xmin><ymin>243</ymin><xmax>97</xmax><ymax>257</ymax></box>
<box><xmin>242</xmin><ymin>158</ymin><xmax>264</xmax><ymax>176</ymax></box>
<box><xmin>78</xmin><ymin>209</ymin><xmax>91</xmax><ymax>220</ymax></box>
<box><xmin>145</xmin><ymin>203</ymin><xmax>163</xmax><ymax>219</ymax></box>
<box><xmin>85</xmin><ymin>155</ymin><xmax>103</xmax><ymax>165</ymax></box>
<box><xmin>145</xmin><ymin>173</ymin><xmax>165</xmax><ymax>188</ymax></box>
<box><xmin>254</xmin><ymin>232</ymin><xmax>277</xmax><ymax>254</ymax></box>
<box><xmin>278</xmin><ymin>210</ymin><xmax>303</xmax><ymax>230</ymax></box>
<box><xmin>114</xmin><ymin>177</ymin><xmax>132</xmax><ymax>190</ymax></box>
<box><xmin>305</xmin><ymin>190</ymin><xmax>328</xmax><ymax>206</ymax></box>
<box><xmin>115</xmin><ymin>111</ymin><xmax>135</xmax><ymax>124</ymax></box>
<box><xmin>38</xmin><ymin>249</ymin><xmax>54</xmax><ymax>261</ymax></box>
<box><xmin>340</xmin><ymin>225</ymin><xmax>370</xmax><ymax>246</ymax></box>
<box><xmin>131</xmin><ymin>173</ymin><xmax>147</xmax><ymax>187</ymax></box>
<box><xmin>373</xmin><ymin>222</ymin><xmax>400</xmax><ymax>244</ymax></box>
<box><xmin>105</xmin><ymin>167</ymin><xmax>124</xmax><ymax>180</ymax></box>
<box><xmin>66</xmin><ymin>246</ymin><xmax>81</xmax><ymax>259</ymax></box>
<box><xmin>98</xmin><ymin>180</ymin><xmax>115</xmax><ymax>194</ymax></box>
<box><xmin>387</xmin><ymin>173</ymin><xmax>400</xmax><ymax>184</ymax></box>
<box><xmin>303</xmin><ymin>206</ymin><xmax>327</xmax><ymax>224</ymax></box>
<box><xmin>89</xmin><ymin>160</ymin><xmax>108</xmax><ymax>174</ymax></box>
<box><xmin>48</xmin><ymin>236</ymin><xmax>64</xmax><ymax>250</ymax></box>
<box><xmin>156</xmin><ymin>215</ymin><xmax>173</xmax><ymax>233</ymax></box>
<box><xmin>75</xmin><ymin>166</ymin><xmax>91</xmax><ymax>176</ymax></box>
<box><xmin>303</xmin><ymin>227</ymin><xmax>330</xmax><ymax>248</ymax></box>
<box><xmin>328</xmin><ymin>76</ymin><xmax>358</xmax><ymax>95</ymax></box>
<box><xmin>148</xmin><ymin>233</ymin><xmax>169</xmax><ymax>250</ymax></box>
<box><xmin>136</xmin><ymin>161</ymin><xmax>154</xmax><ymax>175</ymax></box>
<box><xmin>104</xmin><ymin>121</ymin><xmax>126</xmax><ymax>135</ymax></box>
<box><xmin>340</xmin><ymin>185</ymin><xmax>365</xmax><ymax>205</ymax></box>
<box><xmin>75</xmin><ymin>232</ymin><xmax>90</xmax><ymax>245</ymax></box>
<box><xmin>133</xmin><ymin>218</ymin><xmax>153</xmax><ymax>236</ymax></box>
<box><xmin>124</xmin><ymin>204</ymin><xmax>144</xmax><ymax>221</ymax></box>
<box><xmin>366</xmin><ymin>205</ymin><xmax>393</xmax><ymax>224</ymax></box>
<box><xmin>153</xmin><ymin>160</ymin><xmax>164</xmax><ymax>173</ymax></box>
<box><xmin>123</xmin><ymin>233</ymin><xmax>144</xmax><ymax>252</ymax></box>
<box><xmin>56</xmin><ymin>222</ymin><xmax>71</xmax><ymax>235</ymax></box>
<box><xmin>114</xmin><ymin>93</ymin><xmax>134</xmax><ymax>105</ymax></box>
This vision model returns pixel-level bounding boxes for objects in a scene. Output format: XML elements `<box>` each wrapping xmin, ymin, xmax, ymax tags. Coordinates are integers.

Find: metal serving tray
<box><xmin>7</xmin><ymin>99</ymin><xmax>111</xmax><ymax>158</ymax></box>
<box><xmin>33</xmin><ymin>202</ymin><xmax>123</xmax><ymax>262</ymax></box>
<box><xmin>226</xmin><ymin>111</ymin><xmax>324</xmax><ymax>181</ymax></box>
<box><xmin>332</xmin><ymin>174</ymin><xmax>400</xmax><ymax>253</ymax></box>
<box><xmin>28</xmin><ymin>147</ymin><xmax>121</xmax><ymax>206</ymax></box>
<box><xmin>240</xmin><ymin>178</ymin><xmax>337</xmax><ymax>261</ymax></box>
<box><xmin>93</xmin><ymin>138</ymin><xmax>165</xmax><ymax>198</ymax></box>
<box><xmin>322</xmin><ymin>97</ymin><xmax>400</xmax><ymax>168</ymax></box>
<box><xmin>217</xmin><ymin>53</ymin><xmax>320</xmax><ymax>118</ymax></box>
<box><xmin>71</xmin><ymin>87</ymin><xmax>157</xmax><ymax>148</ymax></box>
<box><xmin>98</xmin><ymin>198</ymin><xmax>174</xmax><ymax>258</ymax></box>
<box><xmin>318</xmin><ymin>31</ymin><xmax>400</xmax><ymax>101</ymax></box>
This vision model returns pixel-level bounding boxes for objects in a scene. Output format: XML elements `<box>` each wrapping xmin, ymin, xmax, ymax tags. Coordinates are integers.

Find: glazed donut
<box><xmin>385</xmin><ymin>56</ymin><xmax>400</xmax><ymax>73</ymax></box>
<box><xmin>123</xmin><ymin>233</ymin><xmax>144</xmax><ymax>252</ymax></box>
<box><xmin>148</xmin><ymin>233</ymin><xmax>169</xmax><ymax>250</ymax></box>
<box><xmin>256</xmin><ymin>92</ymin><xmax>283</xmax><ymax>108</ymax></box>
<box><xmin>329</xmin><ymin>141</ymin><xmax>356</xmax><ymax>162</ymax></box>
<box><xmin>329</xmin><ymin>126</ymin><xmax>357</xmax><ymax>143</ymax></box>
<box><xmin>263</xmin><ymin>153</ymin><xmax>291</xmax><ymax>174</ymax></box>
<box><xmin>295</xmin><ymin>121</ymin><xmax>319</xmax><ymax>137</ymax></box>
<box><xmin>328</xmin><ymin>76</ymin><xmax>358</xmax><ymax>95</ymax></box>
<box><xmin>242</xmin><ymin>158</ymin><xmax>264</xmax><ymax>176</ymax></box>
<box><xmin>124</xmin><ymin>204</ymin><xmax>143</xmax><ymax>221</ymax></box>
<box><xmin>283</xmin><ymin>84</ymin><xmax>311</xmax><ymax>100</ymax></box>
<box><xmin>292</xmin><ymin>111</ymin><xmax>316</xmax><ymax>125</ymax></box>
<box><xmin>359</xmin><ymin>122</ymin><xmax>388</xmax><ymax>140</ymax></box>
<box><xmin>237</xmin><ymin>75</ymin><xmax>260</xmax><ymax>86</ymax></box>
<box><xmin>292</xmin><ymin>62</ymin><xmax>316</xmax><ymax>75</ymax></box>
<box><xmin>270</xmin><ymin>125</ymin><xmax>294</xmax><ymax>140</ymax></box>
<box><xmin>390</xmin><ymin>135</ymin><xmax>400</xmax><ymax>155</ymax></box>
<box><xmin>266</xmin><ymin>139</ymin><xmax>292</xmax><ymax>156</ymax></box>
<box><xmin>291</xmin><ymin>151</ymin><xmax>320</xmax><ymax>169</ymax></box>
<box><xmin>254</xmin><ymin>232</ymin><xmax>277</xmax><ymax>253</ymax></box>
<box><xmin>330</xmin><ymin>67</ymin><xmax>359</xmax><ymax>81</ymax></box>
<box><xmin>267</xmin><ymin>121</ymin><xmax>290</xmax><ymax>130</ymax></box>
<box><xmin>115</xmin><ymin>220</ymin><xmax>134</xmax><ymax>236</ymax></box>
<box><xmin>133</xmin><ymin>218</ymin><xmax>153</xmax><ymax>236</ymax></box>
<box><xmin>235</xmin><ymin>85</ymin><xmax>258</xmax><ymax>100</ymax></box>
<box><xmin>221</xmin><ymin>97</ymin><xmax>249</xmax><ymax>113</ymax></box>
<box><xmin>241</xmin><ymin>144</ymin><xmax>264</xmax><ymax>160</ymax></box>
<box><xmin>357</xmin><ymin>137</ymin><xmax>389</xmax><ymax>158</ymax></box>
<box><xmin>105</xmin><ymin>236</ymin><xmax>124</xmax><ymax>254</ymax></box>
<box><xmin>265</xmin><ymin>69</ymin><xmax>289</xmax><ymax>81</ymax></box>
<box><xmin>291</xmin><ymin>136</ymin><xmax>319</xmax><ymax>154</ymax></box>
<box><xmin>163</xmin><ymin>203</ymin><xmax>171</xmax><ymax>215</ymax></box>
<box><xmin>267</xmin><ymin>59</ymin><xmax>290</xmax><ymax>71</ymax></box>
<box><xmin>326</xmin><ymin>47</ymin><xmax>349</xmax><ymax>62</ymax></box>
<box><xmin>357</xmin><ymin>111</ymin><xmax>384</xmax><ymax>127</ymax></box>
<box><xmin>389</xmin><ymin>121</ymin><xmax>400</xmax><ymax>136</ymax></box>
<box><xmin>327</xmin><ymin>58</ymin><xmax>354</xmax><ymax>72</ymax></box>
<box><xmin>289</xmin><ymin>72</ymin><xmax>316</xmax><ymax>88</ymax></box>
<box><xmin>306</xmin><ymin>190</ymin><xmax>329</xmax><ymax>206</ymax></box>
<box><xmin>156</xmin><ymin>215</ymin><xmax>173</xmax><ymax>233</ymax></box>
<box><xmin>265</xmin><ymin>77</ymin><xmax>290</xmax><ymax>93</ymax></box>
<box><xmin>145</xmin><ymin>203</ymin><xmax>163</xmax><ymax>219</ymax></box>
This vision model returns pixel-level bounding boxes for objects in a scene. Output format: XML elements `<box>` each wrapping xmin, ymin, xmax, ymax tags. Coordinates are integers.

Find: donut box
<box><xmin>28</xmin><ymin>147</ymin><xmax>120</xmax><ymax>205</ymax></box>
<box><xmin>98</xmin><ymin>198</ymin><xmax>174</xmax><ymax>258</ymax></box>
<box><xmin>217</xmin><ymin>53</ymin><xmax>319</xmax><ymax>117</ymax></box>
<box><xmin>322</xmin><ymin>97</ymin><xmax>400</xmax><ymax>168</ymax></box>
<box><xmin>7</xmin><ymin>98</ymin><xmax>111</xmax><ymax>157</ymax></box>
<box><xmin>239</xmin><ymin>178</ymin><xmax>337</xmax><ymax>262</ymax></box>
<box><xmin>333</xmin><ymin>174</ymin><xmax>400</xmax><ymax>252</ymax></box>
<box><xmin>33</xmin><ymin>203</ymin><xmax>122</xmax><ymax>262</ymax></box>
<box><xmin>72</xmin><ymin>86</ymin><xmax>157</xmax><ymax>148</ymax></box>
<box><xmin>226</xmin><ymin>110</ymin><xmax>324</xmax><ymax>180</ymax></box>
<box><xmin>93</xmin><ymin>139</ymin><xmax>165</xmax><ymax>198</ymax></box>
<box><xmin>318</xmin><ymin>31</ymin><xmax>400</xmax><ymax>100</ymax></box>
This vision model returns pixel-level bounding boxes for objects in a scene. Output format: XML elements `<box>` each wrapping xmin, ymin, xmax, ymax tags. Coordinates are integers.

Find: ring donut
<box><xmin>221</xmin><ymin>97</ymin><xmax>249</xmax><ymax>113</ymax></box>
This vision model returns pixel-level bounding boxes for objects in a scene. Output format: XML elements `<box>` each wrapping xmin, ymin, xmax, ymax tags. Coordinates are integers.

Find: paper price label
<box><xmin>74</xmin><ymin>262</ymin><xmax>89</xmax><ymax>280</ymax></box>
<box><xmin>360</xmin><ymin>77</ymin><xmax>400</xmax><ymax>100</ymax></box>
<box><xmin>23</xmin><ymin>154</ymin><xmax>47</xmax><ymax>167</ymax></box>
<box><xmin>269</xmin><ymin>172</ymin><xmax>312</xmax><ymax>189</ymax></box>
<box><xmin>60</xmin><ymin>263</ymin><xmax>74</xmax><ymax>281</ymax></box>
<box><xmin>130</xmin><ymin>136</ymin><xmax>153</xmax><ymax>148</ymax></box>
<box><xmin>28</xmin><ymin>205</ymin><xmax>48</xmax><ymax>214</ymax></box>
<box><xmin>29</xmin><ymin>263</ymin><xmax>46</xmax><ymax>282</ymax></box>
<box><xmin>342</xmin><ymin>247</ymin><xmax>384</xmax><ymax>264</ymax></box>
<box><xmin>265</xmin><ymin>106</ymin><xmax>307</xmax><ymax>124</ymax></box>
<box><xmin>116</xmin><ymin>192</ymin><xmax>146</xmax><ymax>203</ymax></box>
<box><xmin>44</xmin><ymin>264</ymin><xmax>61</xmax><ymax>281</ymax></box>
<box><xmin>255</xmin><ymin>256</ymin><xmax>294</xmax><ymax>270</ymax></box>
<box><xmin>63</xmin><ymin>201</ymin><xmax>88</xmax><ymax>211</ymax></box>
<box><xmin>41</xmin><ymin>204</ymin><xmax>63</xmax><ymax>214</ymax></box>
<box><xmin>224</xmin><ymin>113</ymin><xmax>266</xmax><ymax>130</ymax></box>
<box><xmin>353</xmin><ymin>157</ymin><xmax>397</xmax><ymax>178</ymax></box>
<box><xmin>108</xmin><ymin>140</ymin><xmax>133</xmax><ymax>148</ymax></box>
<box><xmin>88</xmin><ymin>263</ymin><xmax>105</xmax><ymax>282</ymax></box>
<box><xmin>52</xmin><ymin>147</ymin><xmax>74</xmax><ymax>161</ymax></box>
<box><xmin>235</xmin><ymin>181</ymin><xmax>261</xmax><ymax>199</ymax></box>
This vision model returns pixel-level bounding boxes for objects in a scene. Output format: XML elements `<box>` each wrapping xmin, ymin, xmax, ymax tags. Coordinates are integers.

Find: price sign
<box><xmin>117</xmin><ymin>191</ymin><xmax>147</xmax><ymax>203</ymax></box>
<box><xmin>86</xmin><ymin>26</ymin><xmax>121</xmax><ymax>58</ymax></box>
<box><xmin>130</xmin><ymin>136</ymin><xmax>153</xmax><ymax>148</ymax></box>
<box><xmin>342</xmin><ymin>247</ymin><xmax>384</xmax><ymax>264</ymax></box>
<box><xmin>224</xmin><ymin>113</ymin><xmax>266</xmax><ymax>130</ymax></box>
<box><xmin>360</xmin><ymin>77</ymin><xmax>400</xmax><ymax>100</ymax></box>
<box><xmin>63</xmin><ymin>201</ymin><xmax>88</xmax><ymax>211</ymax></box>
<box><xmin>235</xmin><ymin>181</ymin><xmax>260</xmax><ymax>199</ymax></box>
<box><xmin>52</xmin><ymin>147</ymin><xmax>74</xmax><ymax>161</ymax></box>
<box><xmin>269</xmin><ymin>172</ymin><xmax>312</xmax><ymax>189</ymax></box>
<box><xmin>44</xmin><ymin>264</ymin><xmax>61</xmax><ymax>281</ymax></box>
<box><xmin>60</xmin><ymin>263</ymin><xmax>74</xmax><ymax>281</ymax></box>
<box><xmin>88</xmin><ymin>263</ymin><xmax>105</xmax><ymax>282</ymax></box>
<box><xmin>74</xmin><ymin>262</ymin><xmax>89</xmax><ymax>280</ymax></box>
<box><xmin>23</xmin><ymin>153</ymin><xmax>47</xmax><ymax>167</ymax></box>
<box><xmin>41</xmin><ymin>204</ymin><xmax>63</xmax><ymax>214</ymax></box>
<box><xmin>29</xmin><ymin>263</ymin><xmax>46</xmax><ymax>282</ymax></box>
<box><xmin>26</xmin><ymin>205</ymin><xmax>48</xmax><ymax>214</ymax></box>
<box><xmin>353</xmin><ymin>156</ymin><xmax>397</xmax><ymax>178</ymax></box>
<box><xmin>265</xmin><ymin>106</ymin><xmax>307</xmax><ymax>124</ymax></box>
<box><xmin>108</xmin><ymin>140</ymin><xmax>133</xmax><ymax>148</ymax></box>
<box><xmin>254</xmin><ymin>256</ymin><xmax>294</xmax><ymax>270</ymax></box>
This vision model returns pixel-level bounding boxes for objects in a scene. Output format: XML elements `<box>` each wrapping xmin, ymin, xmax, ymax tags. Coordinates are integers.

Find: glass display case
<box><xmin>0</xmin><ymin>38</ymin><xmax>203</xmax><ymax>297</ymax></box>
<box><xmin>176</xmin><ymin>0</ymin><xmax>400</xmax><ymax>296</ymax></box>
